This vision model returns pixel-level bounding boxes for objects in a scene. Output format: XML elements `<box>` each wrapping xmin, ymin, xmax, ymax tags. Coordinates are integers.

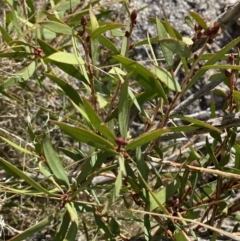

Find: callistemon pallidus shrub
<box><xmin>0</xmin><ymin>1</ymin><xmax>240</xmax><ymax>240</ymax></box>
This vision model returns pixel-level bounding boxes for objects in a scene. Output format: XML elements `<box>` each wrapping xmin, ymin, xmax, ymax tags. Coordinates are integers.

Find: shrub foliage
<box><xmin>0</xmin><ymin>0</ymin><xmax>240</xmax><ymax>240</ymax></box>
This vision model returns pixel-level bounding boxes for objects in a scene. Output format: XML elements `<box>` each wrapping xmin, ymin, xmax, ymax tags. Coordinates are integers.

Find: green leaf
<box><xmin>98</xmin><ymin>35</ymin><xmax>119</xmax><ymax>54</ymax></box>
<box><xmin>136</xmin><ymin>146</ymin><xmax>149</xmax><ymax>182</ymax></box>
<box><xmin>182</xmin><ymin>37</ymin><xmax>193</xmax><ymax>45</ymax></box>
<box><xmin>0</xmin><ymin>25</ymin><xmax>12</xmax><ymax>44</ymax></box>
<box><xmin>120</xmin><ymin>18</ymin><xmax>131</xmax><ymax>56</ymax></box>
<box><xmin>187</xmin><ymin>36</ymin><xmax>240</xmax><ymax>90</ymax></box>
<box><xmin>201</xmin><ymin>64</ymin><xmax>240</xmax><ymax>71</ymax></box>
<box><xmin>82</xmin><ymin>98</ymin><xmax>116</xmax><ymax>143</ymax></box>
<box><xmin>233</xmin><ymin>90</ymin><xmax>240</xmax><ymax>101</ymax></box>
<box><xmin>158</xmin><ymin>38</ymin><xmax>191</xmax><ymax>58</ymax></box>
<box><xmin>151</xmin><ymin>65</ymin><xmax>181</xmax><ymax>92</ymax></box>
<box><xmin>0</xmin><ymin>52</ymin><xmax>34</xmax><ymax>58</ymax></box>
<box><xmin>94</xmin><ymin>212</ymin><xmax>114</xmax><ymax>239</ymax></box>
<box><xmin>44</xmin><ymin>73</ymin><xmax>82</xmax><ymax>105</ymax></box>
<box><xmin>0</xmin><ymin>61</ymin><xmax>36</xmax><ymax>91</ymax></box>
<box><xmin>174</xmin><ymin>230</ymin><xmax>191</xmax><ymax>241</ymax></box>
<box><xmin>113</xmin><ymin>55</ymin><xmax>167</xmax><ymax>102</ymax></box>
<box><xmin>102</xmin><ymin>171</ymin><xmax>123</xmax><ymax>214</ymax></box>
<box><xmin>91</xmin><ymin>23</ymin><xmax>124</xmax><ymax>39</ymax></box>
<box><xmin>125</xmin><ymin>129</ymin><xmax>170</xmax><ymax>150</ymax></box>
<box><xmin>0</xmin><ymin>136</ymin><xmax>38</xmax><ymax>157</ymax></box>
<box><xmin>59</xmin><ymin>148</ymin><xmax>85</xmax><ymax>162</ymax></box>
<box><xmin>47</xmin><ymin>52</ymin><xmax>85</xmax><ymax>65</ymax></box>
<box><xmin>0</xmin><ymin>157</ymin><xmax>54</xmax><ymax>196</ymax></box>
<box><xmin>55</xmin><ymin>211</ymin><xmax>71</xmax><ymax>240</ymax></box>
<box><xmin>118</xmin><ymin>78</ymin><xmax>129</xmax><ymax>139</ymax></box>
<box><xmin>65</xmin><ymin>202</ymin><xmax>78</xmax><ymax>222</ymax></box>
<box><xmin>38</xmin><ymin>39</ymin><xmax>88</xmax><ymax>84</ymax></box>
<box><xmin>189</xmin><ymin>10</ymin><xmax>207</xmax><ymax>31</ymax></box>
<box><xmin>39</xmin><ymin>21</ymin><xmax>76</xmax><ymax>35</ymax></box>
<box><xmin>53</xmin><ymin>121</ymin><xmax>116</xmax><ymax>154</ymax></box>
<box><xmin>43</xmin><ymin>137</ymin><xmax>70</xmax><ymax>189</ymax></box>
<box><xmin>89</xmin><ymin>4</ymin><xmax>99</xmax><ymax>67</ymax></box>
<box><xmin>148</xmin><ymin>18</ymin><xmax>182</xmax><ymax>40</ymax></box>
<box><xmin>134</xmin><ymin>37</ymin><xmax>159</xmax><ymax>47</ymax></box>
<box><xmin>205</xmin><ymin>137</ymin><xmax>220</xmax><ymax>169</ymax></box>
<box><xmin>147</xmin><ymin>179</ymin><xmax>180</xmax><ymax>211</ymax></box>
<box><xmin>89</xmin><ymin>5</ymin><xmax>99</xmax><ymax>32</ymax></box>
<box><xmin>118</xmin><ymin>154</ymin><xmax>126</xmax><ymax>176</ymax></box>
<box><xmin>110</xmin><ymin>218</ymin><xmax>120</xmax><ymax>236</ymax></box>
<box><xmin>64</xmin><ymin>219</ymin><xmax>78</xmax><ymax>241</ymax></box>
<box><xmin>175</xmin><ymin>115</ymin><xmax>222</xmax><ymax>134</ymax></box>
<box><xmin>185</xmin><ymin>15</ymin><xmax>195</xmax><ymax>29</ymax></box>
<box><xmin>39</xmin><ymin>161</ymin><xmax>55</xmax><ymax>183</ymax></box>
<box><xmin>234</xmin><ymin>144</ymin><xmax>240</xmax><ymax>169</ymax></box>
<box><xmin>156</xmin><ymin>18</ymin><xmax>174</xmax><ymax>67</ymax></box>
<box><xmin>8</xmin><ymin>213</ymin><xmax>56</xmax><ymax>241</ymax></box>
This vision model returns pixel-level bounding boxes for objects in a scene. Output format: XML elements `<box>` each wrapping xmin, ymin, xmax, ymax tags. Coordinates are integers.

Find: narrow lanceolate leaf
<box><xmin>148</xmin><ymin>18</ymin><xmax>182</xmax><ymax>40</ymax></box>
<box><xmin>43</xmin><ymin>137</ymin><xmax>70</xmax><ymax>189</ymax></box>
<box><xmin>176</xmin><ymin>116</ymin><xmax>222</xmax><ymax>134</ymax></box>
<box><xmin>206</xmin><ymin>137</ymin><xmax>220</xmax><ymax>169</ymax></box>
<box><xmin>47</xmin><ymin>52</ymin><xmax>85</xmax><ymax>65</ymax></box>
<box><xmin>185</xmin><ymin>15</ymin><xmax>195</xmax><ymax>29</ymax></box>
<box><xmin>151</xmin><ymin>65</ymin><xmax>181</xmax><ymax>92</ymax></box>
<box><xmin>39</xmin><ymin>21</ymin><xmax>76</xmax><ymax>35</ymax></box>
<box><xmin>118</xmin><ymin>78</ymin><xmax>129</xmax><ymax>139</ymax></box>
<box><xmin>0</xmin><ymin>52</ymin><xmax>34</xmax><ymax>58</ymax></box>
<box><xmin>44</xmin><ymin>73</ymin><xmax>82</xmax><ymax>106</ymax></box>
<box><xmin>94</xmin><ymin>212</ymin><xmax>114</xmax><ymax>239</ymax></box>
<box><xmin>125</xmin><ymin>129</ymin><xmax>170</xmax><ymax>150</ymax></box>
<box><xmin>82</xmin><ymin>99</ymin><xmax>116</xmax><ymax>143</ymax></box>
<box><xmin>147</xmin><ymin>179</ymin><xmax>180</xmax><ymax>211</ymax></box>
<box><xmin>54</xmin><ymin>211</ymin><xmax>70</xmax><ymax>241</ymax></box>
<box><xmin>156</xmin><ymin>18</ymin><xmax>174</xmax><ymax>67</ymax></box>
<box><xmin>8</xmin><ymin>213</ymin><xmax>56</xmax><ymax>241</ymax></box>
<box><xmin>201</xmin><ymin>64</ymin><xmax>240</xmax><ymax>71</ymax></box>
<box><xmin>113</xmin><ymin>55</ymin><xmax>167</xmax><ymax>102</ymax></box>
<box><xmin>52</xmin><ymin>121</ymin><xmax>116</xmax><ymax>154</ymax></box>
<box><xmin>0</xmin><ymin>25</ymin><xmax>12</xmax><ymax>44</ymax></box>
<box><xmin>98</xmin><ymin>35</ymin><xmax>119</xmax><ymax>54</ymax></box>
<box><xmin>0</xmin><ymin>61</ymin><xmax>36</xmax><ymax>91</ymax></box>
<box><xmin>65</xmin><ymin>202</ymin><xmax>78</xmax><ymax>222</ymax></box>
<box><xmin>187</xmin><ymin>36</ymin><xmax>240</xmax><ymax>90</ymax></box>
<box><xmin>38</xmin><ymin>39</ymin><xmax>88</xmax><ymax>84</ymax></box>
<box><xmin>189</xmin><ymin>10</ymin><xmax>207</xmax><ymax>30</ymax></box>
<box><xmin>64</xmin><ymin>218</ymin><xmax>78</xmax><ymax>241</ymax></box>
<box><xmin>0</xmin><ymin>136</ymin><xmax>38</xmax><ymax>157</ymax></box>
<box><xmin>158</xmin><ymin>38</ymin><xmax>192</xmax><ymax>58</ymax></box>
<box><xmin>102</xmin><ymin>171</ymin><xmax>123</xmax><ymax>214</ymax></box>
<box><xmin>91</xmin><ymin>23</ymin><xmax>124</xmax><ymax>39</ymax></box>
<box><xmin>89</xmin><ymin>4</ymin><xmax>99</xmax><ymax>67</ymax></box>
<box><xmin>39</xmin><ymin>161</ymin><xmax>55</xmax><ymax>183</ymax></box>
<box><xmin>0</xmin><ymin>157</ymin><xmax>54</xmax><ymax>196</ymax></box>
<box><xmin>89</xmin><ymin>5</ymin><xmax>99</xmax><ymax>32</ymax></box>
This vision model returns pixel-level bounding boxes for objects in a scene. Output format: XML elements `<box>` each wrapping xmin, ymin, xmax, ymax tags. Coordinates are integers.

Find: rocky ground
<box><xmin>1</xmin><ymin>0</ymin><xmax>240</xmax><ymax>240</ymax></box>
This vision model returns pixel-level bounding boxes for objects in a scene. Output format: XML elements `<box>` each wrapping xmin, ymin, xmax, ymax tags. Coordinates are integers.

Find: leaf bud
<box><xmin>115</xmin><ymin>137</ymin><xmax>128</xmax><ymax>146</ymax></box>
<box><xmin>81</xmin><ymin>16</ymin><xmax>87</xmax><ymax>26</ymax></box>
<box><xmin>86</xmin><ymin>35</ymin><xmax>91</xmax><ymax>42</ymax></box>
<box><xmin>224</xmin><ymin>70</ymin><xmax>231</xmax><ymax>78</ymax></box>
<box><xmin>131</xmin><ymin>9</ymin><xmax>137</xmax><ymax>23</ymax></box>
<box><xmin>125</xmin><ymin>31</ymin><xmax>130</xmax><ymax>37</ymax></box>
<box><xmin>207</xmin><ymin>38</ymin><xmax>213</xmax><ymax>44</ymax></box>
<box><xmin>194</xmin><ymin>23</ymin><xmax>200</xmax><ymax>31</ymax></box>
